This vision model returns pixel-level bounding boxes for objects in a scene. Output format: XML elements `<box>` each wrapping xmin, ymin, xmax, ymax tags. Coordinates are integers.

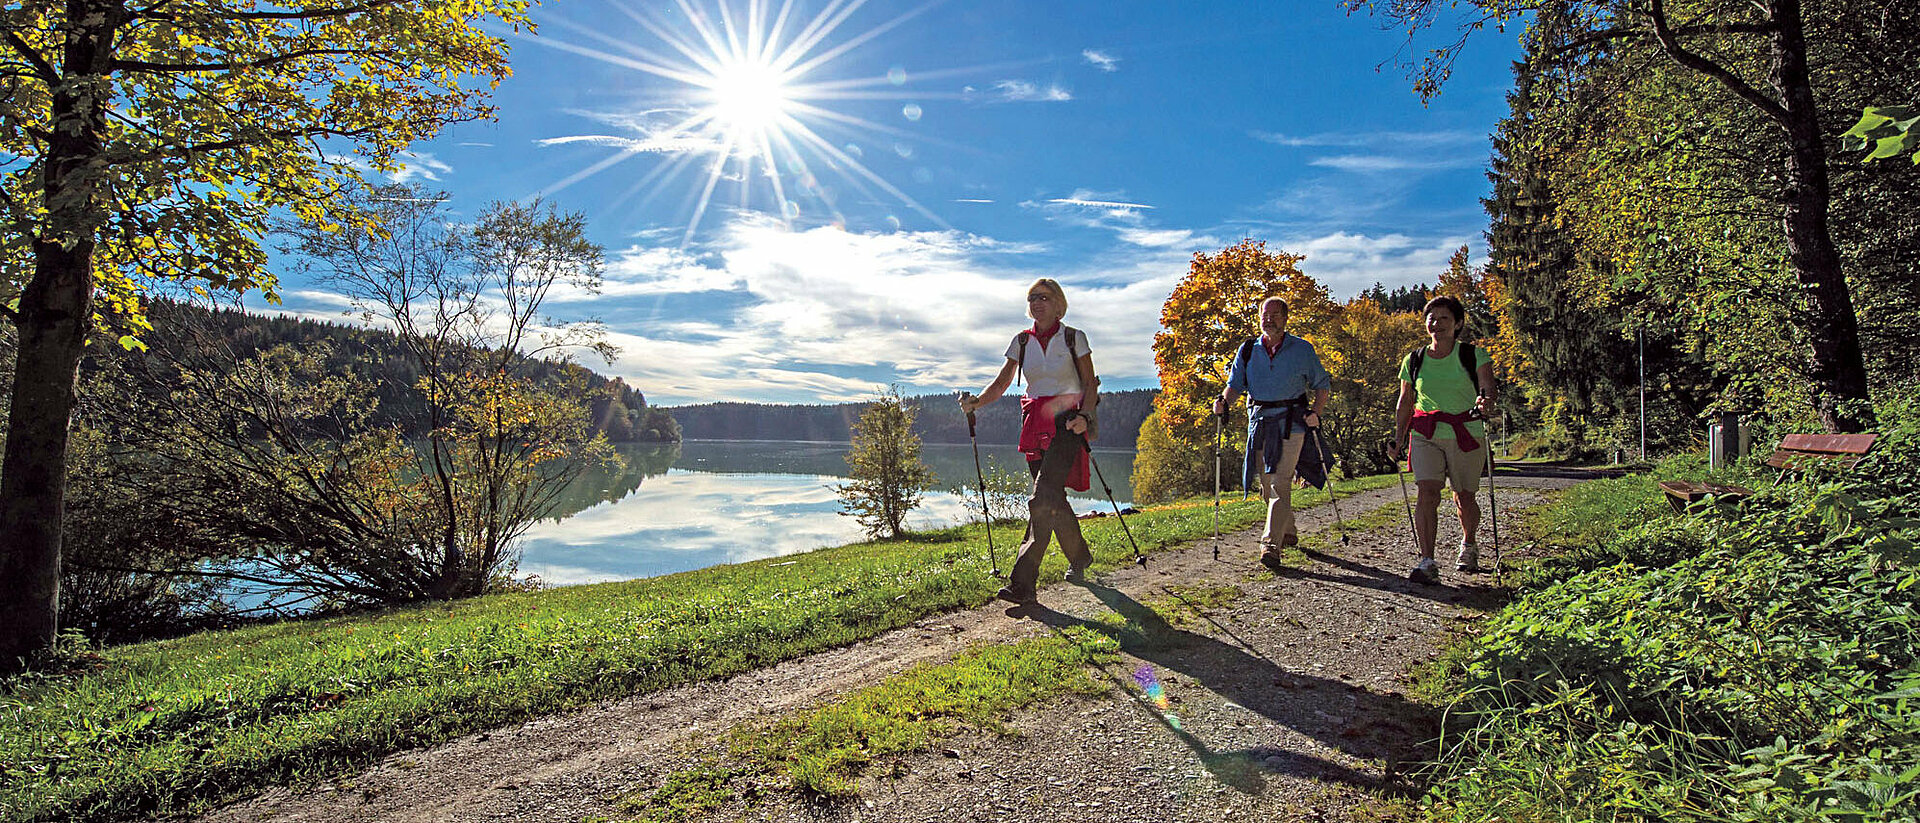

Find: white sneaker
<box><xmin>1455</xmin><ymin>541</ymin><xmax>1481</xmax><ymax>573</ymax></box>
<box><xmin>1408</xmin><ymin>558</ymin><xmax>1441</xmax><ymax>585</ymax></box>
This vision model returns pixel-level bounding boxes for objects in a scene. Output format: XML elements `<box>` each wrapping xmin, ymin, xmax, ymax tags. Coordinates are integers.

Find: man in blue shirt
<box><xmin>1213</xmin><ymin>296</ymin><xmax>1332</xmax><ymax>563</ymax></box>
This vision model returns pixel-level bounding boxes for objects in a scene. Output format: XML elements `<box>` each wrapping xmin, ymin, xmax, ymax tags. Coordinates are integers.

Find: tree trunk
<box><xmin>1772</xmin><ymin>0</ymin><xmax>1873</xmax><ymax>433</ymax></box>
<box><xmin>0</xmin><ymin>0</ymin><xmax>116</xmax><ymax>666</ymax></box>
<box><xmin>0</xmin><ymin>244</ymin><xmax>96</xmax><ymax>666</ymax></box>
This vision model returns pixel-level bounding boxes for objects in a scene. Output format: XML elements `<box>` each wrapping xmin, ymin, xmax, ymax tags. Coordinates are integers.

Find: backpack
<box><xmin>1408</xmin><ymin>341</ymin><xmax>1482</xmax><ymax>395</ymax></box>
<box><xmin>1013</xmin><ymin>326</ymin><xmax>1080</xmax><ymax>387</ymax></box>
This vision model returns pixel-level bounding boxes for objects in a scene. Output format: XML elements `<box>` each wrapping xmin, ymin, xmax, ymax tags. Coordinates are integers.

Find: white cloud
<box><xmin>1115</xmin><ymin>227</ymin><xmax>1197</xmax><ymax>248</ymax></box>
<box><xmin>564</xmin><ymin>213</ymin><xmax>1199</xmax><ymax>403</ymax></box>
<box><xmin>537</xmin><ymin>134</ymin><xmax>723</xmax><ymax>154</ymax></box>
<box><xmin>1041</xmin><ymin>196</ymin><xmax>1154</xmax><ymax>212</ymax></box>
<box><xmin>1288</xmin><ymin>231</ymin><xmax>1472</xmax><ymax>298</ymax></box>
<box><xmin>1250</xmin><ymin>129</ymin><xmax>1484</xmax><ymax>148</ymax></box>
<box><xmin>388</xmin><ymin>151</ymin><xmax>454</xmax><ymax>183</ymax></box>
<box><xmin>1082</xmin><ymin>49</ymin><xmax>1119</xmax><ymax>72</ymax></box>
<box><xmin>1308</xmin><ymin>154</ymin><xmax>1483</xmax><ymax>172</ymax></box>
<box><xmin>977</xmin><ymin>80</ymin><xmax>1073</xmax><ymax>102</ymax></box>
<box><xmin>546</xmin><ymin>245</ymin><xmax>743</xmax><ymax>301</ymax></box>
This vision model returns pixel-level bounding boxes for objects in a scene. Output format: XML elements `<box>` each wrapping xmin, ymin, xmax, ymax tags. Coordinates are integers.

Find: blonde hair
<box><xmin>1026</xmin><ymin>278</ymin><xmax>1068</xmax><ymax>317</ymax></box>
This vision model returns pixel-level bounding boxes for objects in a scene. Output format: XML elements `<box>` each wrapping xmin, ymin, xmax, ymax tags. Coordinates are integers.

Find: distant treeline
<box><xmin>668</xmin><ymin>388</ymin><xmax>1157</xmax><ymax>448</ymax></box>
<box><xmin>111</xmin><ymin>299</ymin><xmax>680</xmax><ymax>443</ymax></box>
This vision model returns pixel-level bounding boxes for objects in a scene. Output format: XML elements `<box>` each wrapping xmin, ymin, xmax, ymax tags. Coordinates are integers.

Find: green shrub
<box><xmin>1421</xmin><ymin>391</ymin><xmax>1920</xmax><ymax>822</ymax></box>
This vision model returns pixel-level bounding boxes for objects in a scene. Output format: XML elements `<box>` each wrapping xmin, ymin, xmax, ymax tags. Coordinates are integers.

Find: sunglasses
<box><xmin>1027</xmin><ymin>293</ymin><xmax>1052</xmax><ymax>302</ymax></box>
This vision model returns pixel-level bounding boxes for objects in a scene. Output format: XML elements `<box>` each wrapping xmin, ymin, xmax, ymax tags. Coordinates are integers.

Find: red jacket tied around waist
<box><xmin>1018</xmin><ymin>394</ymin><xmax>1090</xmax><ymax>492</ymax></box>
<box><xmin>1410</xmin><ymin>409</ymin><xmax>1482</xmax><ymax>454</ymax></box>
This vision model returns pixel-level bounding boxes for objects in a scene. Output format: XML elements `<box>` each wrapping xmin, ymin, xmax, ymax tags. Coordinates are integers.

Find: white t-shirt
<box><xmin>1005</xmin><ymin>326</ymin><xmax>1091</xmax><ymax>397</ymax></box>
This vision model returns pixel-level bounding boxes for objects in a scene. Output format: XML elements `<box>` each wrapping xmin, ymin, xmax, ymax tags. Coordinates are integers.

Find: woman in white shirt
<box><xmin>959</xmin><ymin>278</ymin><xmax>1100</xmax><ymax>604</ymax></box>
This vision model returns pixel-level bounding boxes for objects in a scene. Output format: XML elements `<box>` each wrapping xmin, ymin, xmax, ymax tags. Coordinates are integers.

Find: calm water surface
<box><xmin>517</xmin><ymin>440</ymin><xmax>1135</xmax><ymax>586</ymax></box>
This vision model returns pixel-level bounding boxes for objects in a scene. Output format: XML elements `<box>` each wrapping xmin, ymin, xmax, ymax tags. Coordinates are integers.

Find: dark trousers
<box><xmin>1006</xmin><ymin>426</ymin><xmax>1091</xmax><ymax>595</ymax></box>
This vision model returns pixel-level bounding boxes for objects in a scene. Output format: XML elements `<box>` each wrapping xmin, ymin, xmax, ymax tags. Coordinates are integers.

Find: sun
<box><xmin>528</xmin><ymin>0</ymin><xmax>962</xmax><ymax>244</ymax></box>
<box><xmin>706</xmin><ymin>57</ymin><xmax>795</xmax><ymax>136</ymax></box>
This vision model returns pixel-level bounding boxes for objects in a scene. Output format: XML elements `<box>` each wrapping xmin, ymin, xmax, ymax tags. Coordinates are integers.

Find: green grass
<box><xmin>0</xmin><ymin>473</ymin><xmax>1396</xmax><ymax>823</ymax></box>
<box><xmin>615</xmin><ymin>628</ymin><xmax>1121</xmax><ymax>820</ymax></box>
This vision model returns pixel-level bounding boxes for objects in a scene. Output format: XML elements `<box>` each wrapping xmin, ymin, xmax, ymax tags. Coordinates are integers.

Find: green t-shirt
<box><xmin>1399</xmin><ymin>345</ymin><xmax>1486</xmax><ymax>441</ymax></box>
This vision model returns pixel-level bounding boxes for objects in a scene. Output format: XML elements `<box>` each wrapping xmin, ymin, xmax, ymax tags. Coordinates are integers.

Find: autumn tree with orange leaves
<box><xmin>1135</xmin><ymin>240</ymin><xmax>1335</xmax><ymax>503</ymax></box>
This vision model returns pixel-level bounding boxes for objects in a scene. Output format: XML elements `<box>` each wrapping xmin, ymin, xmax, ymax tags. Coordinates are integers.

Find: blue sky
<box><xmin>277</xmin><ymin>0</ymin><xmax>1522</xmax><ymax>405</ymax></box>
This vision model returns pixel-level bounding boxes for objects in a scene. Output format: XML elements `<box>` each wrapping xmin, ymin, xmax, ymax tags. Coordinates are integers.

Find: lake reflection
<box><xmin>518</xmin><ymin>440</ymin><xmax>1135</xmax><ymax>586</ymax></box>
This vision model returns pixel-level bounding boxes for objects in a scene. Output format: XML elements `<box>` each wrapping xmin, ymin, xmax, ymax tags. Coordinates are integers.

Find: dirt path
<box><xmin>200</xmin><ymin>471</ymin><xmax>1591</xmax><ymax>823</ymax></box>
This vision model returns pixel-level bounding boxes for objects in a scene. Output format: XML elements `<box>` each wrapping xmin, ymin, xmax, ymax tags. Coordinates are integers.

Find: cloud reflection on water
<box><xmin>519</xmin><ymin>446</ymin><xmax>1129</xmax><ymax>586</ymax></box>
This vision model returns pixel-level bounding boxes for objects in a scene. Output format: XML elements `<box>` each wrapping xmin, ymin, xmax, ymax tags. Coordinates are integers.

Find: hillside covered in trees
<box><xmin>117</xmin><ymin>299</ymin><xmax>679</xmax><ymax>443</ymax></box>
<box><xmin>668</xmin><ymin>388</ymin><xmax>1155</xmax><ymax>449</ymax></box>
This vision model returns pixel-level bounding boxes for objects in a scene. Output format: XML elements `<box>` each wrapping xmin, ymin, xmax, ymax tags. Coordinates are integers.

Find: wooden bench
<box><xmin>1658</xmin><ymin>433</ymin><xmax>1877</xmax><ymax>513</ymax></box>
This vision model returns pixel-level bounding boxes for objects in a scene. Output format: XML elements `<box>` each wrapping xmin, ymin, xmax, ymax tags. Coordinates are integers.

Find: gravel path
<box><xmin>200</xmin><ymin>471</ymin><xmax>1592</xmax><ymax>823</ymax></box>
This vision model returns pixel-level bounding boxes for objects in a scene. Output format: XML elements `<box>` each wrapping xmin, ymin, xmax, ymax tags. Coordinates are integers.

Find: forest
<box><xmin>669</xmin><ymin>388</ymin><xmax>1155</xmax><ymax>448</ymax></box>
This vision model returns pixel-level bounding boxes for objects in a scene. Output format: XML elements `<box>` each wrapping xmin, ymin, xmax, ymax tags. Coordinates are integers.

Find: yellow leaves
<box><xmin>1153</xmin><ymin>239</ymin><xmax>1329</xmax><ymax>445</ymax></box>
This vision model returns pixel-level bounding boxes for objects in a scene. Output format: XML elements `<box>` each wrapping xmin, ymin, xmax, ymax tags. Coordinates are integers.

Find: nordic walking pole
<box><xmin>1486</xmin><ymin>412</ymin><xmax>1503</xmax><ymax>585</ymax></box>
<box><xmin>1082</xmin><ymin>423</ymin><xmax>1147</xmax><ymax>567</ymax></box>
<box><xmin>1391</xmin><ymin>439</ymin><xmax>1417</xmax><ymax>552</ymax></box>
<box><xmin>960</xmin><ymin>392</ymin><xmax>1001</xmax><ymax>578</ymax></box>
<box><xmin>1212</xmin><ymin>408</ymin><xmax>1224</xmax><ymax>561</ymax></box>
<box><xmin>1311</xmin><ymin>425</ymin><xmax>1349</xmax><ymax>545</ymax></box>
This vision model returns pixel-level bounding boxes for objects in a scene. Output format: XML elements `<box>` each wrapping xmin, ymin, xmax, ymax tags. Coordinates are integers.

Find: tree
<box><xmin>277</xmin><ymin>186</ymin><xmax>615</xmax><ymax>600</ymax></box>
<box><xmin>0</xmin><ymin>0</ymin><xmax>524</xmax><ymax>665</ymax></box>
<box><xmin>1131</xmin><ymin>408</ymin><xmax>1224</xmax><ymax>505</ymax></box>
<box><xmin>1149</xmin><ymin>239</ymin><xmax>1335</xmax><ymax>496</ymax></box>
<box><xmin>836</xmin><ymin>388</ymin><xmax>936</xmax><ymax>540</ymax></box>
<box><xmin>1317</xmin><ymin>300</ymin><xmax>1426</xmax><ymax>475</ymax></box>
<box><xmin>1349</xmin><ymin>0</ymin><xmax>1873</xmax><ymax>433</ymax></box>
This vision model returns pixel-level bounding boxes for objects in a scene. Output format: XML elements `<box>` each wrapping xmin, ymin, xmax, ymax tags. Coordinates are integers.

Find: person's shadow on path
<box><xmin>1011</xmin><ymin>582</ymin><xmax>1432</xmax><ymax>798</ymax></box>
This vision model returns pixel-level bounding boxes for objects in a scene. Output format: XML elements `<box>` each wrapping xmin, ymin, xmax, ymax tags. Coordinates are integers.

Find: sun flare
<box><xmin>531</xmin><ymin>0</ymin><xmax>959</xmax><ymax>244</ymax></box>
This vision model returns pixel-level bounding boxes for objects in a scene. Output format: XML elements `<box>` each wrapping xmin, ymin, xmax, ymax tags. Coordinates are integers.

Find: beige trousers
<box><xmin>1250</xmin><ymin>431</ymin><xmax>1306</xmax><ymax>544</ymax></box>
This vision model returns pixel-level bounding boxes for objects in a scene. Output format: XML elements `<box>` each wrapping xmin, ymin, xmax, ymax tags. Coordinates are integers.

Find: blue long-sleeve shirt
<box><xmin>1229</xmin><ymin>334</ymin><xmax>1332</xmax><ymax>490</ymax></box>
<box><xmin>1227</xmin><ymin>334</ymin><xmax>1330</xmax><ymax>407</ymax></box>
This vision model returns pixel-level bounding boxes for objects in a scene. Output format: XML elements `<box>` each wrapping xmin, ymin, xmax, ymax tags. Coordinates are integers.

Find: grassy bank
<box><xmin>1411</xmin><ymin>398</ymin><xmax>1920</xmax><ymax>822</ymax></box>
<box><xmin>0</xmin><ymin>474</ymin><xmax>1392</xmax><ymax>822</ymax></box>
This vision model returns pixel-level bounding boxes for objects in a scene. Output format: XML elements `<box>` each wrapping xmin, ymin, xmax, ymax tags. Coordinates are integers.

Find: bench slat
<box><xmin>1776</xmin><ymin>433</ymin><xmax>1877</xmax><ymax>455</ymax></box>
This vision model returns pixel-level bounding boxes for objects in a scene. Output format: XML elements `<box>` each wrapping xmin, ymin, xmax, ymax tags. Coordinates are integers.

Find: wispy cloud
<box><xmin>1249</xmin><ymin>129</ymin><xmax>1484</xmax><ymax>148</ymax></box>
<box><xmin>968</xmin><ymin>80</ymin><xmax>1073</xmax><ymax>103</ymax></box>
<box><xmin>388</xmin><ymin>151</ymin><xmax>453</xmax><ymax>184</ymax></box>
<box><xmin>1289</xmin><ymin>231</ymin><xmax>1472</xmax><ymax>298</ymax></box>
<box><xmin>1082</xmin><ymin>49</ymin><xmax>1119</xmax><ymax>72</ymax></box>
<box><xmin>537</xmin><ymin>134</ymin><xmax>723</xmax><ymax>154</ymax></box>
<box><xmin>1043</xmin><ymin>197</ymin><xmax>1153</xmax><ymax>211</ymax></box>
<box><xmin>1308</xmin><ymin>154</ymin><xmax>1484</xmax><ymax>172</ymax></box>
<box><xmin>953</xmin><ymin>198</ymin><xmax>995</xmax><ymax>204</ymax></box>
<box><xmin>1023</xmin><ymin>190</ymin><xmax>1217</xmax><ymax>252</ymax></box>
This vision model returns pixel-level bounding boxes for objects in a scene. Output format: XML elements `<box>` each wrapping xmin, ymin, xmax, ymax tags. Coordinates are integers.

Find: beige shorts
<box><xmin>1410</xmin><ymin>435</ymin><xmax>1485</xmax><ymax>493</ymax></box>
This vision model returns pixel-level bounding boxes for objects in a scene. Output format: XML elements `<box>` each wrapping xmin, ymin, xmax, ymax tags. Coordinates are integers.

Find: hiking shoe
<box><xmin>996</xmin><ymin>586</ymin><xmax>1037</xmax><ymax>604</ymax></box>
<box><xmin>1408</xmin><ymin>558</ymin><xmax>1441</xmax><ymax>585</ymax></box>
<box><xmin>1065</xmin><ymin>563</ymin><xmax>1091</xmax><ymax>584</ymax></box>
<box><xmin>1455</xmin><ymin>541</ymin><xmax>1482</xmax><ymax>573</ymax></box>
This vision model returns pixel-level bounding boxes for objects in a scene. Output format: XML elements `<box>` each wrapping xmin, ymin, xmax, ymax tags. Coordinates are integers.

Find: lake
<box><xmin>517</xmin><ymin>440</ymin><xmax>1137</xmax><ymax>586</ymax></box>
